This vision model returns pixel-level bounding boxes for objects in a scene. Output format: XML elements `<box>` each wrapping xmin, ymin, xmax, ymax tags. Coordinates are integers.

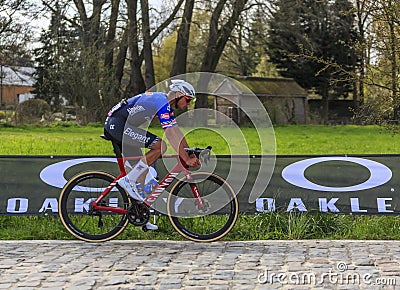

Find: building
<box><xmin>213</xmin><ymin>76</ymin><xmax>308</xmax><ymax>125</ymax></box>
<box><xmin>0</xmin><ymin>66</ymin><xmax>35</xmax><ymax>108</ymax></box>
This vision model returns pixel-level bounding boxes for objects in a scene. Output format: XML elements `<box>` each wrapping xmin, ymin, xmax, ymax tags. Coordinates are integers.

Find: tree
<box><xmin>36</xmin><ymin>0</ymin><xmax>186</xmax><ymax>121</ymax></box>
<box><xmin>195</xmin><ymin>0</ymin><xmax>249</xmax><ymax>114</ymax></box>
<box><xmin>170</xmin><ymin>0</ymin><xmax>195</xmax><ymax>76</ymax></box>
<box><xmin>267</xmin><ymin>0</ymin><xmax>359</xmax><ymax>122</ymax></box>
<box><xmin>372</xmin><ymin>0</ymin><xmax>400</xmax><ymax>122</ymax></box>
<box><xmin>126</xmin><ymin>0</ymin><xmax>185</xmax><ymax>95</ymax></box>
<box><xmin>350</xmin><ymin>0</ymin><xmax>400</xmax><ymax>127</ymax></box>
<box><xmin>34</xmin><ymin>4</ymin><xmax>72</xmax><ymax>109</ymax></box>
<box><xmin>141</xmin><ymin>0</ymin><xmax>155</xmax><ymax>88</ymax></box>
<box><xmin>354</xmin><ymin>0</ymin><xmax>373</xmax><ymax>107</ymax></box>
<box><xmin>126</xmin><ymin>0</ymin><xmax>146</xmax><ymax>95</ymax></box>
<box><xmin>0</xmin><ymin>0</ymin><xmax>34</xmax><ymax>66</ymax></box>
<box><xmin>199</xmin><ymin>0</ymin><xmax>249</xmax><ymax>74</ymax></box>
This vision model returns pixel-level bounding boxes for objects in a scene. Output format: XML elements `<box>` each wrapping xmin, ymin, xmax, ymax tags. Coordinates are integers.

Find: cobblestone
<box><xmin>0</xmin><ymin>240</ymin><xmax>399</xmax><ymax>289</ymax></box>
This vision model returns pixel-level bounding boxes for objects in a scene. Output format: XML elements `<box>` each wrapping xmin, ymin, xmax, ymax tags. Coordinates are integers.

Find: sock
<box><xmin>126</xmin><ymin>160</ymin><xmax>148</xmax><ymax>185</ymax></box>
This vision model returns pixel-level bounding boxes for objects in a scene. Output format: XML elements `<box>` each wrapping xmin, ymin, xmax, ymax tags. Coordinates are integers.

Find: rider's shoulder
<box><xmin>145</xmin><ymin>91</ymin><xmax>167</xmax><ymax>99</ymax></box>
<box><xmin>127</xmin><ymin>92</ymin><xmax>167</xmax><ymax>103</ymax></box>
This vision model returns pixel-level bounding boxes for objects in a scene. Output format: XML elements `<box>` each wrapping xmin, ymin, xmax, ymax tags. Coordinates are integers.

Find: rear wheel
<box><xmin>167</xmin><ymin>172</ymin><xmax>238</xmax><ymax>242</ymax></box>
<box><xmin>59</xmin><ymin>171</ymin><xmax>130</xmax><ymax>242</ymax></box>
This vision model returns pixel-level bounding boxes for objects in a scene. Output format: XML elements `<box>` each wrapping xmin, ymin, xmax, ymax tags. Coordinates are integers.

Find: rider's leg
<box><xmin>136</xmin><ymin>138</ymin><xmax>166</xmax><ymax>185</ymax></box>
<box><xmin>144</xmin><ymin>138</ymin><xmax>167</xmax><ymax>166</ymax></box>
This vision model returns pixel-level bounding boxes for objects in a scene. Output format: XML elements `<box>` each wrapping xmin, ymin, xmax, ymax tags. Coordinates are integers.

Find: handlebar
<box><xmin>185</xmin><ymin>146</ymin><xmax>212</xmax><ymax>165</ymax></box>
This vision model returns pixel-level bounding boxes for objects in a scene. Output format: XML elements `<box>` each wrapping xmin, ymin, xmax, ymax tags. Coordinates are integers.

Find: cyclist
<box><xmin>104</xmin><ymin>79</ymin><xmax>201</xmax><ymax>230</ymax></box>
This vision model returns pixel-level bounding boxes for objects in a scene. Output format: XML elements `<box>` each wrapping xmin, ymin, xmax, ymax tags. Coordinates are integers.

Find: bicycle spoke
<box><xmin>59</xmin><ymin>172</ymin><xmax>129</xmax><ymax>242</ymax></box>
<box><xmin>168</xmin><ymin>173</ymin><xmax>238</xmax><ymax>242</ymax></box>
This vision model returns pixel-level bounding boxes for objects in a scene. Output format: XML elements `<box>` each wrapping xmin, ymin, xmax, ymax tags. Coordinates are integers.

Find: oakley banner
<box><xmin>0</xmin><ymin>155</ymin><xmax>398</xmax><ymax>215</ymax></box>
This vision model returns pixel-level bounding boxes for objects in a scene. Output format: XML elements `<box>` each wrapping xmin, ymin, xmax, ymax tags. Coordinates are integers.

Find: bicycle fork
<box><xmin>190</xmin><ymin>183</ymin><xmax>205</xmax><ymax>209</ymax></box>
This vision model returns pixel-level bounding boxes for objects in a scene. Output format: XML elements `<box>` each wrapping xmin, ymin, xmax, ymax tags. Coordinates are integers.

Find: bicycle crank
<box><xmin>127</xmin><ymin>202</ymin><xmax>150</xmax><ymax>226</ymax></box>
<box><xmin>196</xmin><ymin>198</ymin><xmax>211</xmax><ymax>214</ymax></box>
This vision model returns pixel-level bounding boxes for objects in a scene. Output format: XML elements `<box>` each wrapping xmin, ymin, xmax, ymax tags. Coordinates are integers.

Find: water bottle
<box><xmin>144</xmin><ymin>179</ymin><xmax>158</xmax><ymax>194</ymax></box>
<box><xmin>136</xmin><ymin>183</ymin><xmax>145</xmax><ymax>199</ymax></box>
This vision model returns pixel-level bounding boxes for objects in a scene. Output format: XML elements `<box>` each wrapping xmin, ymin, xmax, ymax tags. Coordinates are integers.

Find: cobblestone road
<box><xmin>0</xmin><ymin>240</ymin><xmax>399</xmax><ymax>289</ymax></box>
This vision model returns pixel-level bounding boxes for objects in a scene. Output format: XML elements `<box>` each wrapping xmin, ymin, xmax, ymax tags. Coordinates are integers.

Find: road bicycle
<box><xmin>59</xmin><ymin>135</ymin><xmax>238</xmax><ymax>242</ymax></box>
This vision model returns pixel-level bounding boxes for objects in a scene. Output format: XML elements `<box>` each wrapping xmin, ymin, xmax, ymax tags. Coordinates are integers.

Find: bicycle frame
<box><xmin>91</xmin><ymin>155</ymin><xmax>205</xmax><ymax>214</ymax></box>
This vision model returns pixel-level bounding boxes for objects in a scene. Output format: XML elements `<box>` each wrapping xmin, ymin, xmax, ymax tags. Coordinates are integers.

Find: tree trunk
<box><xmin>196</xmin><ymin>0</ymin><xmax>248</xmax><ymax>111</ymax></box>
<box><xmin>126</xmin><ymin>0</ymin><xmax>146</xmax><ymax>96</ymax></box>
<box><xmin>73</xmin><ymin>0</ymin><xmax>106</xmax><ymax>48</ymax></box>
<box><xmin>322</xmin><ymin>82</ymin><xmax>329</xmax><ymax>124</ymax></box>
<box><xmin>141</xmin><ymin>0</ymin><xmax>155</xmax><ymax>89</ymax></box>
<box><xmin>170</xmin><ymin>0</ymin><xmax>195</xmax><ymax>76</ymax></box>
<box><xmin>115</xmin><ymin>30</ymin><xmax>128</xmax><ymax>89</ymax></box>
<box><xmin>388</xmin><ymin>9</ymin><xmax>399</xmax><ymax>122</ymax></box>
<box><xmin>104</xmin><ymin>0</ymin><xmax>121</xmax><ymax>71</ymax></box>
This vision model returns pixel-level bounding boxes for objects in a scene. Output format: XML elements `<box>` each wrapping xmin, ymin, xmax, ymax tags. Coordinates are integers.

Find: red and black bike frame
<box><xmin>91</xmin><ymin>155</ymin><xmax>204</xmax><ymax>214</ymax></box>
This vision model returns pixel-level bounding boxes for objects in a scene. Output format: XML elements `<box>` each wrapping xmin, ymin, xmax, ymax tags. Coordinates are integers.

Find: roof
<box><xmin>0</xmin><ymin>66</ymin><xmax>35</xmax><ymax>86</ymax></box>
<box><xmin>233</xmin><ymin>76</ymin><xmax>308</xmax><ymax>97</ymax></box>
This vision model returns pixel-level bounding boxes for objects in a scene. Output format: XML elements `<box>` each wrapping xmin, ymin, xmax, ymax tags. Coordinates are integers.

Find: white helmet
<box><xmin>169</xmin><ymin>79</ymin><xmax>196</xmax><ymax>99</ymax></box>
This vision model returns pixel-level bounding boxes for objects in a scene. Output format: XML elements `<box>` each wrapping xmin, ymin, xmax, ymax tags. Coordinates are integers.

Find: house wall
<box><xmin>260</xmin><ymin>96</ymin><xmax>307</xmax><ymax>124</ymax></box>
<box><xmin>215</xmin><ymin>95</ymin><xmax>307</xmax><ymax>125</ymax></box>
<box><xmin>0</xmin><ymin>85</ymin><xmax>34</xmax><ymax>107</ymax></box>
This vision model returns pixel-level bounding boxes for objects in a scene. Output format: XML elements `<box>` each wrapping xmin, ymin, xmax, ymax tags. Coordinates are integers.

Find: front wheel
<box><xmin>59</xmin><ymin>171</ymin><xmax>130</xmax><ymax>242</ymax></box>
<box><xmin>167</xmin><ymin>172</ymin><xmax>238</xmax><ymax>242</ymax></box>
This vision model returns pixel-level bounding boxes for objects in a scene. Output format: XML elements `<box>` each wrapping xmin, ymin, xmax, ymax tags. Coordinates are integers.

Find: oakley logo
<box><xmin>40</xmin><ymin>158</ymin><xmax>157</xmax><ymax>191</ymax></box>
<box><xmin>282</xmin><ymin>157</ymin><xmax>392</xmax><ymax>192</ymax></box>
<box><xmin>40</xmin><ymin>158</ymin><xmax>117</xmax><ymax>191</ymax></box>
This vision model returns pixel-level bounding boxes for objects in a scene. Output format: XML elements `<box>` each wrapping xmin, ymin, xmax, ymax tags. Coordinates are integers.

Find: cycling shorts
<box><xmin>104</xmin><ymin>116</ymin><xmax>159</xmax><ymax>156</ymax></box>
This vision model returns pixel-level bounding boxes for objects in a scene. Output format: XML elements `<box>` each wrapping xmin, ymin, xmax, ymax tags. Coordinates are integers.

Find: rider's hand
<box><xmin>185</xmin><ymin>155</ymin><xmax>201</xmax><ymax>167</ymax></box>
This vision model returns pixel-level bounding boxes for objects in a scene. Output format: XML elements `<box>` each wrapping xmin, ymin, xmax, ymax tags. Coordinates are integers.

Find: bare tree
<box><xmin>354</xmin><ymin>0</ymin><xmax>373</xmax><ymax>106</ymax></box>
<box><xmin>195</xmin><ymin>0</ymin><xmax>249</xmax><ymax>113</ymax></box>
<box><xmin>104</xmin><ymin>0</ymin><xmax>121</xmax><ymax>72</ymax></box>
<box><xmin>141</xmin><ymin>0</ymin><xmax>155</xmax><ymax>89</ymax></box>
<box><xmin>0</xmin><ymin>0</ymin><xmax>33</xmax><ymax>65</ymax></box>
<box><xmin>170</xmin><ymin>0</ymin><xmax>195</xmax><ymax>76</ymax></box>
<box><xmin>359</xmin><ymin>0</ymin><xmax>400</xmax><ymax>123</ymax></box>
<box><xmin>200</xmin><ymin>0</ymin><xmax>249</xmax><ymax>73</ymax></box>
<box><xmin>126</xmin><ymin>0</ymin><xmax>146</xmax><ymax>95</ymax></box>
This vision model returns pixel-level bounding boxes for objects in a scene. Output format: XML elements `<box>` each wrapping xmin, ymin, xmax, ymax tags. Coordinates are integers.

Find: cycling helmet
<box><xmin>169</xmin><ymin>79</ymin><xmax>196</xmax><ymax>99</ymax></box>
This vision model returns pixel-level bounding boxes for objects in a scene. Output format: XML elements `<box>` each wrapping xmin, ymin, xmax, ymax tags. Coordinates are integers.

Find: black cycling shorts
<box><xmin>104</xmin><ymin>116</ymin><xmax>159</xmax><ymax>157</ymax></box>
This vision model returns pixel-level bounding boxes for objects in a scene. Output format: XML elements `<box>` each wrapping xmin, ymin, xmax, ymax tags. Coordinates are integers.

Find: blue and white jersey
<box><xmin>108</xmin><ymin>92</ymin><xmax>176</xmax><ymax>129</ymax></box>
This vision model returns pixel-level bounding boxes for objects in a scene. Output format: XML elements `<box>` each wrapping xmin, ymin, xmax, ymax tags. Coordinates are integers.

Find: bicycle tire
<box><xmin>167</xmin><ymin>172</ymin><xmax>238</xmax><ymax>242</ymax></box>
<box><xmin>59</xmin><ymin>171</ymin><xmax>130</xmax><ymax>242</ymax></box>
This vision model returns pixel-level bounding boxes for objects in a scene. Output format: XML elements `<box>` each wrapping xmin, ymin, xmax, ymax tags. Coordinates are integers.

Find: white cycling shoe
<box><xmin>118</xmin><ymin>177</ymin><xmax>158</xmax><ymax>231</ymax></box>
<box><xmin>145</xmin><ymin>222</ymin><xmax>158</xmax><ymax>231</ymax></box>
<box><xmin>117</xmin><ymin>176</ymin><xmax>144</xmax><ymax>202</ymax></box>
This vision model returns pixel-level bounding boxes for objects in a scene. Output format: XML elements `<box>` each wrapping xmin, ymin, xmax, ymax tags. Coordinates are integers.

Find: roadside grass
<box><xmin>3</xmin><ymin>214</ymin><xmax>400</xmax><ymax>241</ymax></box>
<box><xmin>0</xmin><ymin>123</ymin><xmax>400</xmax><ymax>240</ymax></box>
<box><xmin>1</xmin><ymin>123</ymin><xmax>399</xmax><ymax>155</ymax></box>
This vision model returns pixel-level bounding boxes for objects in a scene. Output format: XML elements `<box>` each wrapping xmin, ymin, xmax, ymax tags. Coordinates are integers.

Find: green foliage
<box><xmin>0</xmin><ymin>124</ymin><xmax>399</xmax><ymax>155</ymax></box>
<box><xmin>267</xmin><ymin>0</ymin><xmax>359</xmax><ymax>99</ymax></box>
<box><xmin>153</xmin><ymin>33</ymin><xmax>177</xmax><ymax>82</ymax></box>
<box><xmin>2</xmin><ymin>213</ymin><xmax>400</xmax><ymax>241</ymax></box>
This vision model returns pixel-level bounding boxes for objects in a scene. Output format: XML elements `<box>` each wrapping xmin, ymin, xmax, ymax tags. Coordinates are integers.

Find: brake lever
<box><xmin>199</xmin><ymin>146</ymin><xmax>212</xmax><ymax>165</ymax></box>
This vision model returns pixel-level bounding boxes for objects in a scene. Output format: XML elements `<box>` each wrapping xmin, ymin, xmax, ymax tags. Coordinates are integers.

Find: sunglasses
<box><xmin>183</xmin><ymin>95</ymin><xmax>192</xmax><ymax>104</ymax></box>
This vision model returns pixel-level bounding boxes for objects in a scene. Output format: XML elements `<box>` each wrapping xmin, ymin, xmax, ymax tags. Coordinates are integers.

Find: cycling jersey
<box><xmin>104</xmin><ymin>92</ymin><xmax>176</xmax><ymax>152</ymax></box>
<box><xmin>107</xmin><ymin>92</ymin><xmax>176</xmax><ymax>129</ymax></box>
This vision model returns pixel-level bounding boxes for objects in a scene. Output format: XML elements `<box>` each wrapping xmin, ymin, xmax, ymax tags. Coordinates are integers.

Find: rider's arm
<box><xmin>164</xmin><ymin>125</ymin><xmax>200</xmax><ymax>167</ymax></box>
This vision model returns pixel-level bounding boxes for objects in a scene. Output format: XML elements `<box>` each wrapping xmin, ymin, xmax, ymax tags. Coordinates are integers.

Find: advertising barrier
<box><xmin>0</xmin><ymin>155</ymin><xmax>398</xmax><ymax>215</ymax></box>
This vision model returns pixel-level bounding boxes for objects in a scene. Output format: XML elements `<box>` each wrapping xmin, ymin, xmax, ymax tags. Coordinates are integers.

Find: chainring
<box><xmin>127</xmin><ymin>201</ymin><xmax>150</xmax><ymax>226</ymax></box>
